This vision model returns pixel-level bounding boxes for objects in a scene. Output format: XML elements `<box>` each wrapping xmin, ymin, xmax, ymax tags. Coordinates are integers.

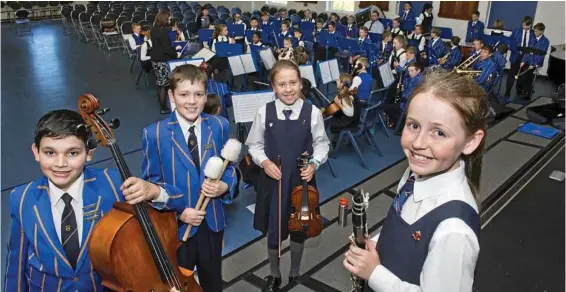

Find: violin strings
<box><xmin>97</xmin><ymin>118</ymin><xmax>182</xmax><ymax>289</ymax></box>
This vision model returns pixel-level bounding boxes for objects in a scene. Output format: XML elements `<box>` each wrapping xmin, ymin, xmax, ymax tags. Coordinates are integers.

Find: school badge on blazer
<box><xmin>412</xmin><ymin>230</ymin><xmax>422</xmax><ymax>241</ymax></box>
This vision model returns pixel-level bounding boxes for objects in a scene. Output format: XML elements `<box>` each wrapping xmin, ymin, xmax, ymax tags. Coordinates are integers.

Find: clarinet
<box><xmin>395</xmin><ymin>66</ymin><xmax>406</xmax><ymax>104</ymax></box>
<box><xmin>349</xmin><ymin>189</ymin><xmax>370</xmax><ymax>292</ymax></box>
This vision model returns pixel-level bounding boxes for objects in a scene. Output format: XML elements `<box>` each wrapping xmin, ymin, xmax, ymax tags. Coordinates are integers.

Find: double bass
<box><xmin>288</xmin><ymin>153</ymin><xmax>323</xmax><ymax>238</ymax></box>
<box><xmin>79</xmin><ymin>94</ymin><xmax>201</xmax><ymax>292</ymax></box>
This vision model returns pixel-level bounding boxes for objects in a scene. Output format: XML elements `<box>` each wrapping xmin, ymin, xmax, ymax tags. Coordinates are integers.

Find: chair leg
<box><xmin>365</xmin><ymin>130</ymin><xmax>383</xmax><ymax>156</ymax></box>
<box><xmin>332</xmin><ymin>132</ymin><xmax>346</xmax><ymax>158</ymax></box>
<box><xmin>377</xmin><ymin>110</ymin><xmax>391</xmax><ymax>138</ymax></box>
<box><xmin>348</xmin><ymin>132</ymin><xmax>368</xmax><ymax>169</ymax></box>
<box><xmin>326</xmin><ymin>158</ymin><xmax>338</xmax><ymax>178</ymax></box>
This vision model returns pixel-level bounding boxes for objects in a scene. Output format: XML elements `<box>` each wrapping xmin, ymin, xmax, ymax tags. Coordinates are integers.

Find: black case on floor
<box><xmin>526</xmin><ymin>102</ymin><xmax>565</xmax><ymax>129</ymax></box>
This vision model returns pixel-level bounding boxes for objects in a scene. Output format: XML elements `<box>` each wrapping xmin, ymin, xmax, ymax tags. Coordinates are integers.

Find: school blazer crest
<box><xmin>141</xmin><ymin>112</ymin><xmax>237</xmax><ymax>240</ymax></box>
<box><xmin>4</xmin><ymin>167</ymin><xmax>125</xmax><ymax>292</ymax></box>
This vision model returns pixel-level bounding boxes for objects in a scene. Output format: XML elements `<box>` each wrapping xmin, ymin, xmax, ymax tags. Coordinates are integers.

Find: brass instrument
<box><xmin>438</xmin><ymin>51</ymin><xmax>451</xmax><ymax>64</ymax></box>
<box><xmin>455</xmin><ymin>53</ymin><xmax>480</xmax><ymax>70</ymax></box>
<box><xmin>454</xmin><ymin>68</ymin><xmax>482</xmax><ymax>77</ymax></box>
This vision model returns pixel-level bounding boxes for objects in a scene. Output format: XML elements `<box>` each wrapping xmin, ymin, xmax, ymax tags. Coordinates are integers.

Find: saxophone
<box><xmin>349</xmin><ymin>189</ymin><xmax>370</xmax><ymax>292</ymax></box>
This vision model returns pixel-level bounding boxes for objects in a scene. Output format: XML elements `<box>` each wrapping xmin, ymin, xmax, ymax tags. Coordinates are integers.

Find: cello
<box><xmin>79</xmin><ymin>94</ymin><xmax>201</xmax><ymax>292</ymax></box>
<box><xmin>288</xmin><ymin>153</ymin><xmax>323</xmax><ymax>238</ymax></box>
<box><xmin>321</xmin><ymin>63</ymin><xmax>361</xmax><ymax>118</ymax></box>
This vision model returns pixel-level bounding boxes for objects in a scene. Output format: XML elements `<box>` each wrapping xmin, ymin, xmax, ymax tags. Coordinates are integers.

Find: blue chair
<box><xmin>332</xmin><ymin>103</ymin><xmax>384</xmax><ymax>169</ymax></box>
<box><xmin>367</xmin><ymin>88</ymin><xmax>392</xmax><ymax>137</ymax></box>
<box><xmin>231</xmin><ymin>7</ymin><xmax>242</xmax><ymax>16</ymax></box>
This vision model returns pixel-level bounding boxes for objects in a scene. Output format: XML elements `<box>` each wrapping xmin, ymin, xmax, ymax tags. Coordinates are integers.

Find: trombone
<box><xmin>455</xmin><ymin>53</ymin><xmax>480</xmax><ymax>70</ymax></box>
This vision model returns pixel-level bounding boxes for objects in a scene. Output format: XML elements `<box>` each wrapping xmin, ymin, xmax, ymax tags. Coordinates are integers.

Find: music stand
<box><xmin>521</xmin><ymin>47</ymin><xmax>547</xmax><ymax>56</ymax></box>
<box><xmin>227</xmin><ymin>24</ymin><xmax>245</xmax><ymax>39</ymax></box>
<box><xmin>368</xmin><ymin>32</ymin><xmax>382</xmax><ymax>44</ymax></box>
<box><xmin>198</xmin><ymin>29</ymin><xmax>214</xmax><ymax>47</ymax></box>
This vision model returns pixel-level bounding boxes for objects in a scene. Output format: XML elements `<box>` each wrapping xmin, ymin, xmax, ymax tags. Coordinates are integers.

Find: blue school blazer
<box><xmin>466</xmin><ymin>20</ymin><xmax>484</xmax><ymax>42</ymax></box>
<box><xmin>4</xmin><ymin>167</ymin><xmax>124</xmax><ymax>292</ymax></box>
<box><xmin>141</xmin><ymin>112</ymin><xmax>237</xmax><ymax>239</ymax></box>
<box><xmin>510</xmin><ymin>28</ymin><xmax>535</xmax><ymax>63</ymax></box>
<box><xmin>521</xmin><ymin>35</ymin><xmax>549</xmax><ymax>67</ymax></box>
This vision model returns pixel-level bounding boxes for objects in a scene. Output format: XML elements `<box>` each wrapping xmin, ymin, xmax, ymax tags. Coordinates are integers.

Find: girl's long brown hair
<box><xmin>212</xmin><ymin>24</ymin><xmax>226</xmax><ymax>40</ymax></box>
<box><xmin>337</xmin><ymin>73</ymin><xmax>354</xmax><ymax>107</ymax></box>
<box><xmin>406</xmin><ymin>70</ymin><xmax>489</xmax><ymax>206</ymax></box>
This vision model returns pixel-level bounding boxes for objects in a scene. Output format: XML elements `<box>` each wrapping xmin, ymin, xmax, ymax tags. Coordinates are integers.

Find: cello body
<box><xmin>89</xmin><ymin>203</ymin><xmax>201</xmax><ymax>292</ymax></box>
<box><xmin>78</xmin><ymin>94</ymin><xmax>202</xmax><ymax>292</ymax></box>
<box><xmin>288</xmin><ymin>154</ymin><xmax>323</xmax><ymax>238</ymax></box>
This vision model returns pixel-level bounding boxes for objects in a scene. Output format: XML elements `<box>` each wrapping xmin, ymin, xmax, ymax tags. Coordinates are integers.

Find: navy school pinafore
<box><xmin>253</xmin><ymin>101</ymin><xmax>316</xmax><ymax>249</ymax></box>
<box><xmin>364</xmin><ymin>200</ymin><xmax>480</xmax><ymax>291</ymax></box>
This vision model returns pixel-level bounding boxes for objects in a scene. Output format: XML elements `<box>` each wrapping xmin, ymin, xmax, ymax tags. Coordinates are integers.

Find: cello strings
<box><xmin>97</xmin><ymin>119</ymin><xmax>181</xmax><ymax>289</ymax></box>
<box><xmin>111</xmin><ymin>139</ymin><xmax>181</xmax><ymax>289</ymax></box>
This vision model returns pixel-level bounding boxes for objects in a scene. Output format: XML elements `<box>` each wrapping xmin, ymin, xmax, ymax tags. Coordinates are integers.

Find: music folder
<box><xmin>215</xmin><ymin>43</ymin><xmax>243</xmax><ymax>57</ymax></box>
<box><xmin>192</xmin><ymin>48</ymin><xmax>216</xmax><ymax>62</ymax></box>
<box><xmin>259</xmin><ymin>48</ymin><xmax>277</xmax><ymax>70</ymax></box>
<box><xmin>167</xmin><ymin>58</ymin><xmax>205</xmax><ymax>72</ymax></box>
<box><xmin>228</xmin><ymin>53</ymin><xmax>258</xmax><ymax>76</ymax></box>
<box><xmin>299</xmin><ymin>65</ymin><xmax>317</xmax><ymax>88</ymax></box>
<box><xmin>231</xmin><ymin>90</ymin><xmax>276</xmax><ymax>123</ymax></box>
<box><xmin>521</xmin><ymin>46</ymin><xmax>547</xmax><ymax>56</ymax></box>
<box><xmin>339</xmin><ymin>38</ymin><xmax>363</xmax><ymax>54</ymax></box>
<box><xmin>318</xmin><ymin>59</ymin><xmax>340</xmax><ymax>84</ymax></box>
<box><xmin>227</xmin><ymin>24</ymin><xmax>245</xmax><ymax>38</ymax></box>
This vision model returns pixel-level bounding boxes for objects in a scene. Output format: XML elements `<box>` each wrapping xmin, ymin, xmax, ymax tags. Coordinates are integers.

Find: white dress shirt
<box><xmin>369</xmin><ymin>160</ymin><xmax>480</xmax><ymax>292</ymax></box>
<box><xmin>340</xmin><ymin>96</ymin><xmax>354</xmax><ymax>117</ymax></box>
<box><xmin>49</xmin><ymin>174</ymin><xmax>85</xmax><ymax>246</ymax></box>
<box><xmin>389</xmin><ymin>49</ymin><xmax>407</xmax><ymax>74</ymax></box>
<box><xmin>521</xmin><ymin>29</ymin><xmax>530</xmax><ymax>47</ymax></box>
<box><xmin>140</xmin><ymin>39</ymin><xmax>152</xmax><ymax>61</ymax></box>
<box><xmin>416</xmin><ymin>12</ymin><xmax>431</xmax><ymax>25</ymax></box>
<box><xmin>391</xmin><ymin>28</ymin><xmax>404</xmax><ymax>36</ymax></box>
<box><xmin>246</xmin><ymin>98</ymin><xmax>330</xmax><ymax>167</ymax></box>
<box><xmin>364</xmin><ymin>19</ymin><xmax>384</xmax><ymax>34</ymax></box>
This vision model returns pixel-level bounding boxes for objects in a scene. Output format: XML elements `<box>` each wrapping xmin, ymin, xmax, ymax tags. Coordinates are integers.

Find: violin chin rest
<box><xmin>178</xmin><ymin>266</ymin><xmax>195</xmax><ymax>277</ymax></box>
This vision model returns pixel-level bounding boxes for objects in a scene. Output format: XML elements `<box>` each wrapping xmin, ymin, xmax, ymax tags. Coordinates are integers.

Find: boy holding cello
<box><xmin>3</xmin><ymin>109</ymin><xmax>156</xmax><ymax>291</ymax></box>
<box><xmin>246</xmin><ymin>60</ymin><xmax>330</xmax><ymax>291</ymax></box>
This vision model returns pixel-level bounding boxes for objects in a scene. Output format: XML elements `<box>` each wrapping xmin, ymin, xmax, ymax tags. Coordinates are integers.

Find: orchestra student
<box><xmin>4</xmin><ymin>109</ymin><xmax>155</xmax><ymax>291</ymax></box>
<box><xmin>139</xmin><ymin>64</ymin><xmax>237</xmax><ymax>292</ymax></box>
<box><xmin>246</xmin><ymin>60</ymin><xmax>330</xmax><ymax>291</ymax></box>
<box><xmin>344</xmin><ymin>70</ymin><xmax>487</xmax><ymax>292</ymax></box>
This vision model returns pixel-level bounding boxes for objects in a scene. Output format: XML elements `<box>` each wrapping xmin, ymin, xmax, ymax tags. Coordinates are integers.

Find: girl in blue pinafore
<box><xmin>246</xmin><ymin>60</ymin><xmax>331</xmax><ymax>292</ymax></box>
<box><xmin>344</xmin><ymin>70</ymin><xmax>488</xmax><ymax>292</ymax></box>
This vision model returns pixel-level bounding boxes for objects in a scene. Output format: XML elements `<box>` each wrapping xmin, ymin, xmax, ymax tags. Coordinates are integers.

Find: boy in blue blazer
<box><xmin>466</xmin><ymin>10</ymin><xmax>484</xmax><ymax>42</ymax></box>
<box><xmin>505</xmin><ymin>17</ymin><xmax>535</xmax><ymax>97</ymax></box>
<box><xmin>4</xmin><ymin>109</ymin><xmax>156</xmax><ymax>292</ymax></box>
<box><xmin>517</xmin><ymin>22</ymin><xmax>549</xmax><ymax>99</ymax></box>
<box><xmin>140</xmin><ymin>64</ymin><xmax>237</xmax><ymax>292</ymax></box>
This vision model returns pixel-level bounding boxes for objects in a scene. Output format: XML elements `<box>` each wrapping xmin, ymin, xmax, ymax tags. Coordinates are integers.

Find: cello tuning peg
<box><xmin>96</xmin><ymin>108</ymin><xmax>110</xmax><ymax>115</ymax></box>
<box><xmin>109</xmin><ymin>118</ymin><xmax>120</xmax><ymax>129</ymax></box>
<box><xmin>87</xmin><ymin>139</ymin><xmax>98</xmax><ymax>150</ymax></box>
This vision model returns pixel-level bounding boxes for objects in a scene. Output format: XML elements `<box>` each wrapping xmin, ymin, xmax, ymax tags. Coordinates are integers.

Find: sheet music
<box><xmin>260</xmin><ymin>49</ymin><xmax>277</xmax><ymax>70</ymax></box>
<box><xmin>192</xmin><ymin>48</ymin><xmax>216</xmax><ymax>62</ymax></box>
<box><xmin>299</xmin><ymin>65</ymin><xmax>317</xmax><ymax>88</ymax></box>
<box><xmin>379</xmin><ymin>64</ymin><xmax>395</xmax><ymax>88</ymax></box>
<box><xmin>168</xmin><ymin>60</ymin><xmax>186</xmax><ymax>71</ymax></box>
<box><xmin>328</xmin><ymin>59</ymin><xmax>340</xmax><ymax>80</ymax></box>
<box><xmin>241</xmin><ymin>54</ymin><xmax>257</xmax><ymax>73</ymax></box>
<box><xmin>228</xmin><ymin>56</ymin><xmax>246</xmax><ymax>76</ymax></box>
<box><xmin>168</xmin><ymin>59</ymin><xmax>204</xmax><ymax>71</ymax></box>
<box><xmin>319</xmin><ymin>61</ymin><xmax>333</xmax><ymax>84</ymax></box>
<box><xmin>232</xmin><ymin>91</ymin><xmax>276</xmax><ymax>123</ymax></box>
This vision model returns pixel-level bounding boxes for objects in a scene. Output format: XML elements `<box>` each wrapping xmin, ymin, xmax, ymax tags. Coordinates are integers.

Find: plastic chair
<box><xmin>333</xmin><ymin>103</ymin><xmax>384</xmax><ymax>169</ymax></box>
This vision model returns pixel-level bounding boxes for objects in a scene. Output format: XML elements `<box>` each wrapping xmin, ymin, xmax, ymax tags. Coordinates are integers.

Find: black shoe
<box><xmin>289</xmin><ymin>275</ymin><xmax>300</xmax><ymax>284</ymax></box>
<box><xmin>262</xmin><ymin>276</ymin><xmax>281</xmax><ymax>292</ymax></box>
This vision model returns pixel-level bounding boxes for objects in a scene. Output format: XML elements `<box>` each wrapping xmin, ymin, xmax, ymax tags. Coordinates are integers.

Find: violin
<box><xmin>80</xmin><ymin>94</ymin><xmax>201</xmax><ymax>292</ymax></box>
<box><xmin>288</xmin><ymin>154</ymin><xmax>323</xmax><ymax>238</ymax></box>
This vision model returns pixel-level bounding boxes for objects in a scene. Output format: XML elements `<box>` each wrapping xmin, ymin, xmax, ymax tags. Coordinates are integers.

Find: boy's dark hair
<box><xmin>204</xmin><ymin>94</ymin><xmax>222</xmax><ymax>115</ymax></box>
<box><xmin>497</xmin><ymin>43</ymin><xmax>509</xmax><ymax>54</ymax></box>
<box><xmin>481</xmin><ymin>45</ymin><xmax>493</xmax><ymax>54</ymax></box>
<box><xmin>472</xmin><ymin>10</ymin><xmax>480</xmax><ymax>16</ymax></box>
<box><xmin>534</xmin><ymin>22</ymin><xmax>545</xmax><ymax>31</ymax></box>
<box><xmin>522</xmin><ymin>16</ymin><xmax>533</xmax><ymax>26</ymax></box>
<box><xmin>294</xmin><ymin>28</ymin><xmax>302</xmax><ymax>34</ymax></box>
<box><xmin>407</xmin><ymin>61</ymin><xmax>421</xmax><ymax>71</ymax></box>
<box><xmin>450</xmin><ymin>36</ymin><xmax>461</xmax><ymax>46</ymax></box>
<box><xmin>34</xmin><ymin>109</ymin><xmax>90</xmax><ymax>147</ymax></box>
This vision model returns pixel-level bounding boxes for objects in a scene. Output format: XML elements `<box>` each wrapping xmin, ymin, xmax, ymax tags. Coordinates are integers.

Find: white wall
<box><xmin>533</xmin><ymin>1</ymin><xmax>565</xmax><ymax>76</ymax></box>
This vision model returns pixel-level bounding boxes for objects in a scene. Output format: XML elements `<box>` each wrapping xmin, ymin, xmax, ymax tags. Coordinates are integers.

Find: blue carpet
<box><xmin>222</xmin><ymin>128</ymin><xmax>404</xmax><ymax>256</ymax></box>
